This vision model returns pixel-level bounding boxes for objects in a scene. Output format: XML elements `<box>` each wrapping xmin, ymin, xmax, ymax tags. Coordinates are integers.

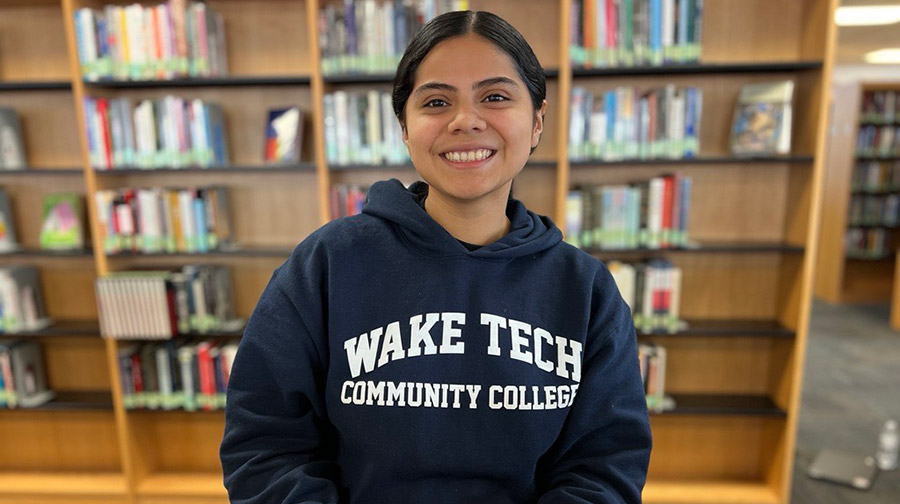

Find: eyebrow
<box><xmin>412</xmin><ymin>76</ymin><xmax>519</xmax><ymax>100</ymax></box>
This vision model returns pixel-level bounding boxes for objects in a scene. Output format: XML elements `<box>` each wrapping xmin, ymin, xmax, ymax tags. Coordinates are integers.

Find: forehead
<box><xmin>413</xmin><ymin>34</ymin><xmax>524</xmax><ymax>88</ymax></box>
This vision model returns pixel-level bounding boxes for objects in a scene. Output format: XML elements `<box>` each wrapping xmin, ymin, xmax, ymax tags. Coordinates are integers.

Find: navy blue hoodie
<box><xmin>220</xmin><ymin>178</ymin><xmax>652</xmax><ymax>504</ymax></box>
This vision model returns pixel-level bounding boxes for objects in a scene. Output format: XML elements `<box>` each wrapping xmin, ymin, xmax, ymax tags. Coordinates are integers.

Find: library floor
<box><xmin>791</xmin><ymin>300</ymin><xmax>900</xmax><ymax>503</ymax></box>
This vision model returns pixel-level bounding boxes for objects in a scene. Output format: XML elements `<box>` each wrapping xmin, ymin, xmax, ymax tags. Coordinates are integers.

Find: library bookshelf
<box><xmin>0</xmin><ymin>0</ymin><xmax>836</xmax><ymax>503</ymax></box>
<box><xmin>815</xmin><ymin>82</ymin><xmax>900</xmax><ymax>321</ymax></box>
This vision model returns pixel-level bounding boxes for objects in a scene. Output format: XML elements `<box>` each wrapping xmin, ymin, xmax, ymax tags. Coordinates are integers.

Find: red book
<box><xmin>96</xmin><ymin>98</ymin><xmax>114</xmax><ymax>169</ymax></box>
<box><xmin>607</xmin><ymin>0</ymin><xmax>617</xmax><ymax>49</ymax></box>
<box><xmin>130</xmin><ymin>353</ymin><xmax>144</xmax><ymax>400</ymax></box>
<box><xmin>661</xmin><ymin>176</ymin><xmax>673</xmax><ymax>247</ymax></box>
<box><xmin>196</xmin><ymin>341</ymin><xmax>214</xmax><ymax>411</ymax></box>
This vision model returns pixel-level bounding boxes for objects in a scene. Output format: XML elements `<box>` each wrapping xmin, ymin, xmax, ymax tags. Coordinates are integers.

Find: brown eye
<box><xmin>424</xmin><ymin>99</ymin><xmax>448</xmax><ymax>108</ymax></box>
<box><xmin>484</xmin><ymin>94</ymin><xmax>509</xmax><ymax>102</ymax></box>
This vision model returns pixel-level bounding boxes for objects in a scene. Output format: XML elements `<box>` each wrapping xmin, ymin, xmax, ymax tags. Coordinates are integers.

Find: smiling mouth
<box><xmin>440</xmin><ymin>149</ymin><xmax>497</xmax><ymax>163</ymax></box>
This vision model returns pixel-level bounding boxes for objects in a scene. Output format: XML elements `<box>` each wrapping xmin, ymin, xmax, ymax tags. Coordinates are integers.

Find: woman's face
<box><xmin>402</xmin><ymin>34</ymin><xmax>545</xmax><ymax>205</ymax></box>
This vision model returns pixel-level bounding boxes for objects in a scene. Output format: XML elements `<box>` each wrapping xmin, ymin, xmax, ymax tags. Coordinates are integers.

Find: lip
<box><xmin>438</xmin><ymin>147</ymin><xmax>497</xmax><ymax>170</ymax></box>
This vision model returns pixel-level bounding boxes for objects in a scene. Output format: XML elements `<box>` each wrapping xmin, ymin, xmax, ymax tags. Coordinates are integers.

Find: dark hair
<box><xmin>392</xmin><ymin>10</ymin><xmax>546</xmax><ymax>129</ymax></box>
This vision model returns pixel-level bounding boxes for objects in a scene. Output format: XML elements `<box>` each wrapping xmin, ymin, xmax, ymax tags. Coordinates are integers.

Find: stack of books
<box><xmin>324</xmin><ymin>90</ymin><xmax>409</xmax><ymax>166</ymax></box>
<box><xmin>608</xmin><ymin>259</ymin><xmax>683</xmax><ymax>334</ymax></box>
<box><xmin>75</xmin><ymin>1</ymin><xmax>228</xmax><ymax>82</ymax></box>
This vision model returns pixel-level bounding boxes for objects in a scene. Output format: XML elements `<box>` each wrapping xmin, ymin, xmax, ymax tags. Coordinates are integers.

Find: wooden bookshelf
<box><xmin>815</xmin><ymin>82</ymin><xmax>900</xmax><ymax>313</ymax></box>
<box><xmin>0</xmin><ymin>0</ymin><xmax>836</xmax><ymax>503</ymax></box>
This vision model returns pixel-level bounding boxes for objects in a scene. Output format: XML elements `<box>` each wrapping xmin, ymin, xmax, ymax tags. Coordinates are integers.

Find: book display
<box><xmin>0</xmin><ymin>0</ymin><xmax>835</xmax><ymax>503</ymax></box>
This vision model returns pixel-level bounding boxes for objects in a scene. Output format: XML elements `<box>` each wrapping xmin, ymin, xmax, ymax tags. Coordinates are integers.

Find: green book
<box><xmin>39</xmin><ymin>194</ymin><xmax>84</xmax><ymax>250</ymax></box>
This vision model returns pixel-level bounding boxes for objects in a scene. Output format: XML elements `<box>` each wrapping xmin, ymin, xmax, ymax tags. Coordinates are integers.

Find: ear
<box><xmin>401</xmin><ymin>123</ymin><xmax>409</xmax><ymax>144</ymax></box>
<box><xmin>531</xmin><ymin>99</ymin><xmax>547</xmax><ymax>149</ymax></box>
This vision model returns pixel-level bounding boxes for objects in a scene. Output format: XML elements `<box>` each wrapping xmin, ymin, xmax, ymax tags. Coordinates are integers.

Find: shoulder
<box><xmin>279</xmin><ymin>213</ymin><xmax>392</xmax><ymax>274</ymax></box>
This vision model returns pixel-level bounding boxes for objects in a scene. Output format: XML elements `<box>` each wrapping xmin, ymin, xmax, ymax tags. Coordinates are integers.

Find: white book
<box><xmin>367</xmin><ymin>90</ymin><xmax>383</xmax><ymax>164</ymax></box>
<box><xmin>178</xmin><ymin>190</ymin><xmax>195</xmax><ymax>252</ymax></box>
<box><xmin>569</xmin><ymin>87</ymin><xmax>586</xmax><ymax>160</ymax></box>
<box><xmin>648</xmin><ymin>177</ymin><xmax>664</xmax><ymax>248</ymax></box>
<box><xmin>608</xmin><ymin>261</ymin><xmax>636</xmax><ymax>310</ymax></box>
<box><xmin>323</xmin><ymin>94</ymin><xmax>338</xmax><ymax>164</ymax></box>
<box><xmin>641</xmin><ymin>264</ymin><xmax>655</xmax><ymax>329</ymax></box>
<box><xmin>333</xmin><ymin>91</ymin><xmax>350</xmax><ymax>165</ymax></box>
<box><xmin>669</xmin><ymin>265</ymin><xmax>682</xmax><ymax>327</ymax></box>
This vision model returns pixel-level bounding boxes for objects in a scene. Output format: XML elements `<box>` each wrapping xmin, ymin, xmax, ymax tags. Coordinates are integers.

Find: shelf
<box><xmin>0</xmin><ymin>80</ymin><xmax>72</xmax><ymax>91</ymax></box>
<box><xmin>659</xmin><ymin>394</ymin><xmax>786</xmax><ymax>417</ymax></box>
<box><xmin>0</xmin><ymin>471</ymin><xmax>127</xmax><ymax>498</ymax></box>
<box><xmin>0</xmin><ymin>167</ymin><xmax>83</xmax><ymax>176</ymax></box>
<box><xmin>106</xmin><ymin>246</ymin><xmax>294</xmax><ymax>258</ymax></box>
<box><xmin>642</xmin><ymin>480</ymin><xmax>779</xmax><ymax>504</ymax></box>
<box><xmin>1</xmin><ymin>390</ymin><xmax>114</xmax><ymax>412</ymax></box>
<box><xmin>586</xmin><ymin>242</ymin><xmax>805</xmax><ymax>255</ymax></box>
<box><xmin>83</xmin><ymin>75</ymin><xmax>311</xmax><ymax>88</ymax></box>
<box><xmin>850</xmin><ymin>188</ymin><xmax>900</xmax><ymax>195</ymax></box>
<box><xmin>92</xmin><ymin>163</ymin><xmax>316</xmax><ymax>174</ymax></box>
<box><xmin>572</xmin><ymin>60</ymin><xmax>822</xmax><ymax>77</ymax></box>
<box><xmin>847</xmin><ymin>223</ymin><xmax>899</xmax><ymax>229</ymax></box>
<box><xmin>570</xmin><ymin>155</ymin><xmax>813</xmax><ymax>166</ymax></box>
<box><xmin>0</xmin><ymin>247</ymin><xmax>93</xmax><ymax>258</ymax></box>
<box><xmin>323</xmin><ymin>68</ymin><xmax>560</xmax><ymax>84</ymax></box>
<box><xmin>638</xmin><ymin>319</ymin><xmax>795</xmax><ymax>339</ymax></box>
<box><xmin>0</xmin><ymin>319</ymin><xmax>100</xmax><ymax>337</ymax></box>
<box><xmin>856</xmin><ymin>155</ymin><xmax>900</xmax><ymax>161</ymax></box>
<box><xmin>137</xmin><ymin>472</ymin><xmax>226</xmax><ymax>498</ymax></box>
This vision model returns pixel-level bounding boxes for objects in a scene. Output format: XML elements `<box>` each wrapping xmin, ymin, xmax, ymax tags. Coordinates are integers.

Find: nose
<box><xmin>447</xmin><ymin>103</ymin><xmax>486</xmax><ymax>134</ymax></box>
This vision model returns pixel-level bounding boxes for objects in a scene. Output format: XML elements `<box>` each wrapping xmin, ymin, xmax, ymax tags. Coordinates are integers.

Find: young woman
<box><xmin>220</xmin><ymin>10</ymin><xmax>651</xmax><ymax>504</ymax></box>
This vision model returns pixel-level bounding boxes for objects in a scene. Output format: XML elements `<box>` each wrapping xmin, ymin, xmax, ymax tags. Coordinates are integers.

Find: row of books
<box><xmin>83</xmin><ymin>96</ymin><xmax>230</xmax><ymax>170</ymax></box>
<box><xmin>565</xmin><ymin>175</ymin><xmax>692</xmax><ymax>250</ymax></box>
<box><xmin>861</xmin><ymin>90</ymin><xmax>900</xmax><ymax>125</ymax></box>
<box><xmin>117</xmin><ymin>339</ymin><xmax>237</xmax><ymax>411</ymax></box>
<box><xmin>852</xmin><ymin>161</ymin><xmax>900</xmax><ymax>193</ymax></box>
<box><xmin>318</xmin><ymin>0</ymin><xmax>467</xmax><ymax>75</ymax></box>
<box><xmin>0</xmin><ymin>191</ymin><xmax>87</xmax><ymax>253</ymax></box>
<box><xmin>94</xmin><ymin>187</ymin><xmax>232</xmax><ymax>254</ymax></box>
<box><xmin>848</xmin><ymin>194</ymin><xmax>900</xmax><ymax>228</ymax></box>
<box><xmin>0</xmin><ymin>108</ymin><xmax>26</xmax><ymax>170</ymax></box>
<box><xmin>75</xmin><ymin>1</ymin><xmax>228</xmax><ymax>82</ymax></box>
<box><xmin>608</xmin><ymin>259</ymin><xmax>682</xmax><ymax>334</ymax></box>
<box><xmin>638</xmin><ymin>342</ymin><xmax>669</xmax><ymax>412</ymax></box>
<box><xmin>0</xmin><ymin>267</ymin><xmax>49</xmax><ymax>334</ymax></box>
<box><xmin>97</xmin><ymin>266</ymin><xmax>241</xmax><ymax>340</ymax></box>
<box><xmin>856</xmin><ymin>125</ymin><xmax>900</xmax><ymax>159</ymax></box>
<box><xmin>845</xmin><ymin>228</ymin><xmax>891</xmax><ymax>259</ymax></box>
<box><xmin>568</xmin><ymin>85</ymin><xmax>702</xmax><ymax>161</ymax></box>
<box><xmin>324</xmin><ymin>90</ymin><xmax>409</xmax><ymax>166</ymax></box>
<box><xmin>569</xmin><ymin>0</ymin><xmax>703</xmax><ymax>68</ymax></box>
<box><xmin>331</xmin><ymin>184</ymin><xmax>369</xmax><ymax>220</ymax></box>
<box><xmin>0</xmin><ymin>339</ymin><xmax>55</xmax><ymax>408</ymax></box>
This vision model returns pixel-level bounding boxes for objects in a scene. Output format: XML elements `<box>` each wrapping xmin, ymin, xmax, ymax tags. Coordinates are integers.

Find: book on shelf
<box><xmin>568</xmin><ymin>84</ymin><xmax>702</xmax><ymax>161</ymax></box>
<box><xmin>607</xmin><ymin>259</ymin><xmax>682</xmax><ymax>334</ymax></box>
<box><xmin>730</xmin><ymin>80</ymin><xmax>794</xmax><ymax>156</ymax></box>
<box><xmin>117</xmin><ymin>338</ymin><xmax>237</xmax><ymax>411</ymax></box>
<box><xmin>0</xmin><ymin>108</ymin><xmax>26</xmax><ymax>170</ymax></box>
<box><xmin>0</xmin><ymin>339</ymin><xmax>55</xmax><ymax>409</ymax></box>
<box><xmin>331</xmin><ymin>184</ymin><xmax>369</xmax><ymax>220</ymax></box>
<box><xmin>75</xmin><ymin>1</ymin><xmax>228</xmax><ymax>82</ymax></box>
<box><xmin>264</xmin><ymin>107</ymin><xmax>304</xmax><ymax>164</ymax></box>
<box><xmin>845</xmin><ymin>228</ymin><xmax>891</xmax><ymax>259</ymax></box>
<box><xmin>856</xmin><ymin>124</ymin><xmax>900</xmax><ymax>159</ymax></box>
<box><xmin>848</xmin><ymin>193</ymin><xmax>900</xmax><ymax>228</ymax></box>
<box><xmin>638</xmin><ymin>342</ymin><xmax>671</xmax><ymax>413</ymax></box>
<box><xmin>318</xmin><ymin>0</ymin><xmax>468</xmax><ymax>75</ymax></box>
<box><xmin>83</xmin><ymin>95</ymin><xmax>230</xmax><ymax>170</ymax></box>
<box><xmin>569</xmin><ymin>0</ymin><xmax>703</xmax><ymax>69</ymax></box>
<box><xmin>94</xmin><ymin>186</ymin><xmax>232</xmax><ymax>254</ymax></box>
<box><xmin>324</xmin><ymin>90</ymin><xmax>409</xmax><ymax>166</ymax></box>
<box><xmin>852</xmin><ymin>161</ymin><xmax>900</xmax><ymax>192</ymax></box>
<box><xmin>861</xmin><ymin>89</ymin><xmax>900</xmax><ymax>124</ymax></box>
<box><xmin>96</xmin><ymin>265</ymin><xmax>241</xmax><ymax>340</ymax></box>
<box><xmin>564</xmin><ymin>174</ymin><xmax>692</xmax><ymax>250</ymax></box>
<box><xmin>0</xmin><ymin>266</ymin><xmax>51</xmax><ymax>334</ymax></box>
<box><xmin>39</xmin><ymin>194</ymin><xmax>86</xmax><ymax>251</ymax></box>
<box><xmin>0</xmin><ymin>189</ymin><xmax>18</xmax><ymax>252</ymax></box>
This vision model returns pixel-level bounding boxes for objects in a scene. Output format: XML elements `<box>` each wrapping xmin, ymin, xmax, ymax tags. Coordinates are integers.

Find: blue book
<box><xmin>193</xmin><ymin>194</ymin><xmax>208</xmax><ymax>253</ymax></box>
<box><xmin>650</xmin><ymin>0</ymin><xmax>662</xmax><ymax>65</ymax></box>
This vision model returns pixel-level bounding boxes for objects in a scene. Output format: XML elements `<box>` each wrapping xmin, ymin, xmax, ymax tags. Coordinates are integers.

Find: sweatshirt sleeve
<box><xmin>220</xmin><ymin>244</ymin><xmax>343</xmax><ymax>504</ymax></box>
<box><xmin>535</xmin><ymin>266</ymin><xmax>652</xmax><ymax>504</ymax></box>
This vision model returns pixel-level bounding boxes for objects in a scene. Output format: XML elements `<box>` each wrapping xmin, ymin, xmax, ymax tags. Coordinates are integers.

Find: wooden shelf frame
<box><xmin>0</xmin><ymin>0</ymin><xmax>837</xmax><ymax>503</ymax></box>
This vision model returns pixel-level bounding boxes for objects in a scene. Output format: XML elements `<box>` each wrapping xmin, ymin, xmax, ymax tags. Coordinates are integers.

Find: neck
<box><xmin>423</xmin><ymin>183</ymin><xmax>512</xmax><ymax>246</ymax></box>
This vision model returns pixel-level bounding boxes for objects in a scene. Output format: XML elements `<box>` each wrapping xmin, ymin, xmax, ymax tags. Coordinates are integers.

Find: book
<box><xmin>39</xmin><ymin>194</ymin><xmax>85</xmax><ymax>250</ymax></box>
<box><xmin>0</xmin><ymin>189</ymin><xmax>18</xmax><ymax>252</ymax></box>
<box><xmin>0</xmin><ymin>266</ymin><xmax>49</xmax><ymax>333</ymax></box>
<box><xmin>730</xmin><ymin>80</ymin><xmax>795</xmax><ymax>156</ymax></box>
<box><xmin>324</xmin><ymin>90</ymin><xmax>408</xmax><ymax>165</ymax></box>
<box><xmin>0</xmin><ymin>339</ymin><xmax>55</xmax><ymax>408</ymax></box>
<box><xmin>0</xmin><ymin>108</ymin><xmax>26</xmax><ymax>170</ymax></box>
<box><xmin>264</xmin><ymin>107</ymin><xmax>304</xmax><ymax>164</ymax></box>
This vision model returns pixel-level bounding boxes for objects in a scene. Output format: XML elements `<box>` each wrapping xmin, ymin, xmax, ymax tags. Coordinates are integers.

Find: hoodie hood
<box><xmin>361</xmin><ymin>178</ymin><xmax>562</xmax><ymax>259</ymax></box>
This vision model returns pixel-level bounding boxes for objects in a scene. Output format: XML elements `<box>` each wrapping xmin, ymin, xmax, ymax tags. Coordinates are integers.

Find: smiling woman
<box><xmin>220</xmin><ymin>10</ymin><xmax>651</xmax><ymax>504</ymax></box>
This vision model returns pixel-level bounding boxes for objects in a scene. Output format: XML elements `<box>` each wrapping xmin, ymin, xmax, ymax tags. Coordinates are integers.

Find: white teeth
<box><xmin>444</xmin><ymin>149</ymin><xmax>494</xmax><ymax>162</ymax></box>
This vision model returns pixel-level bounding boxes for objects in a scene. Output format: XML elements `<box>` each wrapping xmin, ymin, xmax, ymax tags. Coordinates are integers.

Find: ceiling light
<box><xmin>864</xmin><ymin>48</ymin><xmax>900</xmax><ymax>64</ymax></box>
<box><xmin>835</xmin><ymin>6</ymin><xmax>900</xmax><ymax>26</ymax></box>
